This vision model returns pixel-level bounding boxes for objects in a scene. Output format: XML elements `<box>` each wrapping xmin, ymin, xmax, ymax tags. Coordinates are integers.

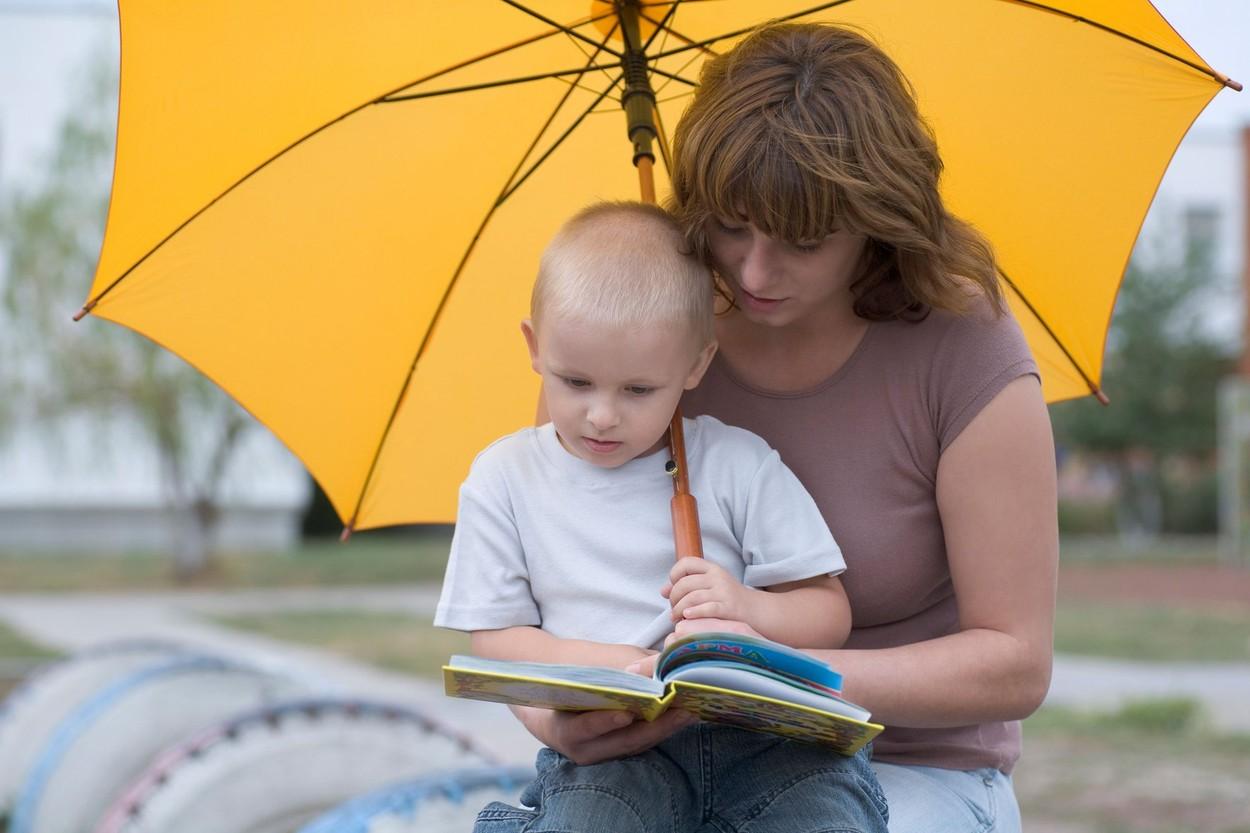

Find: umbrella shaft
<box><xmin>618</xmin><ymin>2</ymin><xmax>657</xmax><ymax>165</ymax></box>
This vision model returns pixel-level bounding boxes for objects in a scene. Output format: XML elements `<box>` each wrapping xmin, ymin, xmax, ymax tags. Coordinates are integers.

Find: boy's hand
<box><xmin>663</xmin><ymin>557</ymin><xmax>758</xmax><ymax>624</ymax></box>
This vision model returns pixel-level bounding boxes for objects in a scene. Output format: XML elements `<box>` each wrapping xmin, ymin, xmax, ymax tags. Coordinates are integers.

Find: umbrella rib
<box><xmin>651</xmin><ymin>44</ymin><xmax>707</xmax><ymax>98</ymax></box>
<box><xmin>74</xmin><ymin>14</ymin><xmax>621</xmax><ymax>319</ymax></box>
<box><xmin>560</xmin><ymin>18</ymin><xmax>624</xmax><ymax>90</ymax></box>
<box><xmin>500</xmin><ymin>73</ymin><xmax>626</xmax><ymax>206</ymax></box>
<box><xmin>501</xmin><ymin>30</ymin><xmax>623</xmax><ymax>201</ymax></box>
<box><xmin>998</xmin><ymin>268</ymin><xmax>1108</xmax><ymax>404</ymax></box>
<box><xmin>500</xmin><ymin>0</ymin><xmax>625</xmax><ymax>59</ymax></box>
<box><xmin>641</xmin><ymin>2</ymin><xmax>682</xmax><ymax>53</ymax></box>
<box><xmin>343</xmin><ymin>68</ymin><xmax>625</xmax><ymax>533</ymax></box>
<box><xmin>646</xmin><ymin>65</ymin><xmax>699</xmax><ymax>88</ymax></box>
<box><xmin>641</xmin><ymin>11</ymin><xmax>720</xmax><ymax>58</ymax></box>
<box><xmin>648</xmin><ymin>0</ymin><xmax>854</xmax><ymax>61</ymax></box>
<box><xmin>1001</xmin><ymin>0</ymin><xmax>1242</xmax><ymax>91</ymax></box>
<box><xmin>652</xmin><ymin>102</ymin><xmax>675</xmax><ymax>179</ymax></box>
<box><xmin>380</xmin><ymin>65</ymin><xmax>619</xmax><ymax>103</ymax></box>
<box><xmin>388</xmin><ymin>10</ymin><xmax>615</xmax><ymax>98</ymax></box>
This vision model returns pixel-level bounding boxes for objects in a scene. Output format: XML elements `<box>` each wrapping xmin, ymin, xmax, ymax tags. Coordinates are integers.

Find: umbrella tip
<box><xmin>1227</xmin><ymin>77</ymin><xmax>1244</xmax><ymax>93</ymax></box>
<box><xmin>1094</xmin><ymin>388</ymin><xmax>1110</xmax><ymax>406</ymax></box>
<box><xmin>340</xmin><ymin>524</ymin><xmax>354</xmax><ymax>543</ymax></box>
<box><xmin>72</xmin><ymin>301</ymin><xmax>95</xmax><ymax>322</ymax></box>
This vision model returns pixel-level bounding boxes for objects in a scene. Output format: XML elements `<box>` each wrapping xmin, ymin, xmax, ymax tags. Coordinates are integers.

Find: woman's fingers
<box><xmin>554</xmin><ymin>709</ymin><xmax>696</xmax><ymax>766</ymax></box>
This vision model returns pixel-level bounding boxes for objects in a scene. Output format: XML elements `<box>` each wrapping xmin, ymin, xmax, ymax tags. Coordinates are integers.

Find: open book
<box><xmin>443</xmin><ymin>632</ymin><xmax>883</xmax><ymax>755</ymax></box>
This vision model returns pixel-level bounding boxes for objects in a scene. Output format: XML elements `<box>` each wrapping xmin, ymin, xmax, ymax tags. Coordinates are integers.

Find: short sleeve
<box><xmin>738</xmin><ymin>450</ymin><xmax>847</xmax><ymax>588</ymax></box>
<box><xmin>433</xmin><ymin>477</ymin><xmax>541</xmax><ymax>632</ymax></box>
<box><xmin>930</xmin><ymin>307</ymin><xmax>1039</xmax><ymax>453</ymax></box>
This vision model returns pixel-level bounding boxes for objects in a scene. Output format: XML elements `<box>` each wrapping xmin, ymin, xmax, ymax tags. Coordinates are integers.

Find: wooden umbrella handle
<box><xmin>667</xmin><ymin>408</ymin><xmax>703</xmax><ymax>560</ymax></box>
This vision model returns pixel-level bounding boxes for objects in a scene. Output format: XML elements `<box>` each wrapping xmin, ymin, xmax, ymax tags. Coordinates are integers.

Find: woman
<box><xmin>512</xmin><ymin>22</ymin><xmax>1057</xmax><ymax>833</ymax></box>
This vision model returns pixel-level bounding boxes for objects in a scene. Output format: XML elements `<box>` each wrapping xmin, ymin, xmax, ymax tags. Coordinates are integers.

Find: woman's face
<box><xmin>706</xmin><ymin>216</ymin><xmax>867</xmax><ymax>328</ymax></box>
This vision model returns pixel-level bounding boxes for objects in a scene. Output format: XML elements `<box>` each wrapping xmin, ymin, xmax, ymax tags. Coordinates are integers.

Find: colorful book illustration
<box><xmin>443</xmin><ymin>632</ymin><xmax>883</xmax><ymax>755</ymax></box>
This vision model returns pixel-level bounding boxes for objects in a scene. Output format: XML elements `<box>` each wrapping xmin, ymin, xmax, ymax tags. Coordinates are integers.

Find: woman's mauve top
<box><xmin>681</xmin><ymin>303</ymin><xmax>1039</xmax><ymax>773</ymax></box>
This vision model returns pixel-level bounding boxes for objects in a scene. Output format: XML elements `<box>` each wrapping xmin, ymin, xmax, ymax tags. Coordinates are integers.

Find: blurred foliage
<box><xmin>0</xmin><ymin>51</ymin><xmax>253</xmax><ymax>578</ymax></box>
<box><xmin>1057</xmin><ymin>498</ymin><xmax>1117</xmax><ymax>535</ymax></box>
<box><xmin>1050</xmin><ymin>240</ymin><xmax>1235</xmax><ymax>536</ymax></box>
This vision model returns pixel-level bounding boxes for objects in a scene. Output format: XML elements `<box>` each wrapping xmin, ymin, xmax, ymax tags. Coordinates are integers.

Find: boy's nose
<box><xmin>587</xmin><ymin>399</ymin><xmax>620</xmax><ymax>431</ymax></box>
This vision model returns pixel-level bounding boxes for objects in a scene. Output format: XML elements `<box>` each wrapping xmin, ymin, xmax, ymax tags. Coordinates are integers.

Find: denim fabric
<box><xmin>870</xmin><ymin>762</ymin><xmax>1021</xmax><ymax>833</ymax></box>
<box><xmin>474</xmin><ymin>723</ymin><xmax>888</xmax><ymax>833</ymax></box>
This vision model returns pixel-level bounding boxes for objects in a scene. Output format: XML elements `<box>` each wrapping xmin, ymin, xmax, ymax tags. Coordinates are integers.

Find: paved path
<box><xmin>2</xmin><ymin>584</ymin><xmax>1248</xmax><ymax>759</ymax></box>
<box><xmin>0</xmin><ymin>587</ymin><xmax>541</xmax><ymax>765</ymax></box>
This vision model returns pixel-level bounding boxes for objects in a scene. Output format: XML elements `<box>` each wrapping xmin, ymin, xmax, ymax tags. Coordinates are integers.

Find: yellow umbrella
<box><xmin>80</xmin><ymin>1</ymin><xmax>1239</xmax><ymax>531</ymax></box>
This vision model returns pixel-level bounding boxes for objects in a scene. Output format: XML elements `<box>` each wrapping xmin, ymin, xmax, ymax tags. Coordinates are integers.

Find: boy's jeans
<box><xmin>474</xmin><ymin>723</ymin><xmax>889</xmax><ymax>833</ymax></box>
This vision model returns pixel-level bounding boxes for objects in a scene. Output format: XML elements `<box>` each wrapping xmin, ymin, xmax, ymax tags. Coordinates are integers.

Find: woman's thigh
<box><xmin>870</xmin><ymin>761</ymin><xmax>1021</xmax><ymax>833</ymax></box>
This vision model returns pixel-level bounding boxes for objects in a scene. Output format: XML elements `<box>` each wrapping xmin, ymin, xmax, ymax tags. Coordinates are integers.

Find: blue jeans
<box><xmin>871</xmin><ymin>762</ymin><xmax>1021</xmax><ymax>833</ymax></box>
<box><xmin>474</xmin><ymin>723</ymin><xmax>888</xmax><ymax>833</ymax></box>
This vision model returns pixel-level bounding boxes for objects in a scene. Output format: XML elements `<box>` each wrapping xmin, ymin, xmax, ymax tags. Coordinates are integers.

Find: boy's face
<box><xmin>522</xmin><ymin>315</ymin><xmax>716</xmax><ymax>468</ymax></box>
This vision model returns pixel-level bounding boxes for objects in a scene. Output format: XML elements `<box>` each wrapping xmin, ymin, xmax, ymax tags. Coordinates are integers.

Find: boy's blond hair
<box><xmin>532</xmin><ymin>201</ymin><xmax>714</xmax><ymax>348</ymax></box>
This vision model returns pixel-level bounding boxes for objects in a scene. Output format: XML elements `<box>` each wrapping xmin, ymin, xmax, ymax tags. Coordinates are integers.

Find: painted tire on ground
<box><xmin>96</xmin><ymin>698</ymin><xmax>499</xmax><ymax>833</ymax></box>
<box><xmin>9</xmin><ymin>653</ymin><xmax>305</xmax><ymax>833</ymax></box>
<box><xmin>298</xmin><ymin>766</ymin><xmax>536</xmax><ymax>833</ymax></box>
<box><xmin>0</xmin><ymin>640</ymin><xmax>192</xmax><ymax>816</ymax></box>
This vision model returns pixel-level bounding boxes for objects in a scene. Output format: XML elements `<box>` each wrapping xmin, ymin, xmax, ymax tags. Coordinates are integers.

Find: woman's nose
<box><xmin>739</xmin><ymin>236</ymin><xmax>777</xmax><ymax>292</ymax></box>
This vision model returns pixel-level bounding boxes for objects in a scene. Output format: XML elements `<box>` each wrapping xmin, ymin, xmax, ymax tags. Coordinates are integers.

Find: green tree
<box><xmin>1050</xmin><ymin>238</ymin><xmax>1234</xmax><ymax>537</ymax></box>
<box><xmin>0</xmin><ymin>52</ymin><xmax>253</xmax><ymax>578</ymax></box>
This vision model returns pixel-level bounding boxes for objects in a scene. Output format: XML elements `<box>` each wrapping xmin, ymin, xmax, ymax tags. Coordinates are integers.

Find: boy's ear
<box><xmin>684</xmin><ymin>340</ymin><xmax>718</xmax><ymax>390</ymax></box>
<box><xmin>520</xmin><ymin>319</ymin><xmax>541</xmax><ymax>374</ymax></box>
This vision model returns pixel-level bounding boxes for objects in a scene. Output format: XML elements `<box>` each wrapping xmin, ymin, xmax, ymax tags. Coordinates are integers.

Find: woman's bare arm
<box><xmin>810</xmin><ymin>375</ymin><xmax>1057</xmax><ymax>726</ymax></box>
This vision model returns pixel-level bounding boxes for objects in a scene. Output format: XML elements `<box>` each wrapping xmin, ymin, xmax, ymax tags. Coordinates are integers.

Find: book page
<box><xmin>664</xmin><ymin>664</ymin><xmax>871</xmax><ymax>722</ymax></box>
<box><xmin>657</xmin><ymin>633</ymin><xmax>843</xmax><ymax>694</ymax></box>
<box><xmin>447</xmin><ymin>655</ymin><xmax>664</xmax><ymax>694</ymax></box>
<box><xmin>443</xmin><ymin>656</ymin><xmax>668</xmax><ymax>719</ymax></box>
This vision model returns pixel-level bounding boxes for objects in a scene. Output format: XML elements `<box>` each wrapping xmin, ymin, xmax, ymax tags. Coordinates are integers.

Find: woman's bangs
<box><xmin>698</xmin><ymin>131</ymin><xmax>840</xmax><ymax>244</ymax></box>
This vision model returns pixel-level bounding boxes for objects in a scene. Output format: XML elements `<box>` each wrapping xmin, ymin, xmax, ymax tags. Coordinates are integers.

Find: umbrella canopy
<box><xmin>82</xmin><ymin>1</ymin><xmax>1239</xmax><ymax>529</ymax></box>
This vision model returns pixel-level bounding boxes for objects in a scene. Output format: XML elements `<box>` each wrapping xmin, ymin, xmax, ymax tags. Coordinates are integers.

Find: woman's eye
<box><xmin>714</xmin><ymin>219</ymin><xmax>745</xmax><ymax>234</ymax></box>
<box><xmin>792</xmin><ymin>240</ymin><xmax>822</xmax><ymax>253</ymax></box>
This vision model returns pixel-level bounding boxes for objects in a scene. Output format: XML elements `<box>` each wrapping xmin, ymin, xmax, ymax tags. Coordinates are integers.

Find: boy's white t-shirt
<box><xmin>434</xmin><ymin>415</ymin><xmax>844</xmax><ymax>650</ymax></box>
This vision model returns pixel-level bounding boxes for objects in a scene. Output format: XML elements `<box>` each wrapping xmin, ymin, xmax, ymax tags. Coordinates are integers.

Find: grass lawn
<box><xmin>0</xmin><ymin>620</ymin><xmax>61</xmax><ymax>700</ymax></box>
<box><xmin>0</xmin><ymin>620</ymin><xmax>61</xmax><ymax>661</ymax></box>
<box><xmin>0</xmin><ymin>529</ymin><xmax>454</xmax><ymax>592</ymax></box>
<box><xmin>1054</xmin><ymin>600</ymin><xmax>1250</xmax><ymax>662</ymax></box>
<box><xmin>1059</xmin><ymin>534</ymin><xmax>1225</xmax><ymax>564</ymax></box>
<box><xmin>1018</xmin><ymin>701</ymin><xmax>1250</xmax><ymax>833</ymax></box>
<box><xmin>211</xmin><ymin>609</ymin><xmax>468</xmax><ymax>679</ymax></box>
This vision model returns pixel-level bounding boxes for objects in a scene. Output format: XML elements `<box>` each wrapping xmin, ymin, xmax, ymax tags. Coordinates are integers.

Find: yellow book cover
<box><xmin>443</xmin><ymin>632</ymin><xmax>883</xmax><ymax>755</ymax></box>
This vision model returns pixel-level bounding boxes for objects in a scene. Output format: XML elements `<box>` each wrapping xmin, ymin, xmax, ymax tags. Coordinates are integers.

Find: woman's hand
<box><xmin>511</xmin><ymin>704</ymin><xmax>695</xmax><ymax>766</ymax></box>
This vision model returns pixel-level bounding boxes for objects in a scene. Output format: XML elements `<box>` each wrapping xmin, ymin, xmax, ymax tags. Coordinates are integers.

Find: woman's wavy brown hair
<box><xmin>667</xmin><ymin>22</ymin><xmax>1004</xmax><ymax>320</ymax></box>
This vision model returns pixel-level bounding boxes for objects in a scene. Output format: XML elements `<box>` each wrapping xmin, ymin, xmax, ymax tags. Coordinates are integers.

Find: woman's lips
<box><xmin>740</xmin><ymin>287</ymin><xmax>784</xmax><ymax>311</ymax></box>
<box><xmin>583</xmin><ymin>437</ymin><xmax>622</xmax><ymax>454</ymax></box>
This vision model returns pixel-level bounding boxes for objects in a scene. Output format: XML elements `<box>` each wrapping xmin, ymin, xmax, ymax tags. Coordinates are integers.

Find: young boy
<box><xmin>435</xmin><ymin>202</ymin><xmax>887</xmax><ymax>833</ymax></box>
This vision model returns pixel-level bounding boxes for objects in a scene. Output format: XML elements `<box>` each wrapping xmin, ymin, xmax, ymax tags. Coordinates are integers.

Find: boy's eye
<box><xmin>626</xmin><ymin>386</ymin><xmax>654</xmax><ymax>396</ymax></box>
<box><xmin>561</xmin><ymin>377</ymin><xmax>590</xmax><ymax>389</ymax></box>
